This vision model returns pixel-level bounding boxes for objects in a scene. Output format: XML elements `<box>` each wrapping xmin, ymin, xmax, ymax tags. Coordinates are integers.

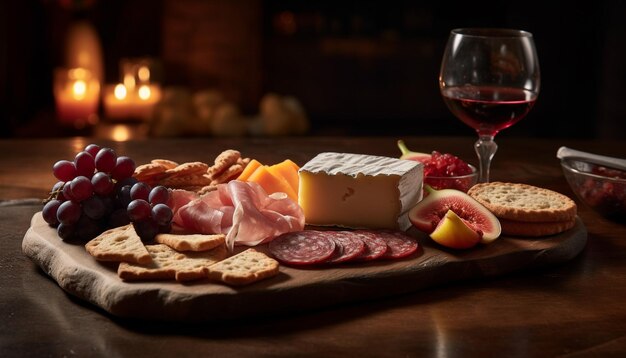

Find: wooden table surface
<box><xmin>2</xmin><ymin>136</ymin><xmax>626</xmax><ymax>357</ymax></box>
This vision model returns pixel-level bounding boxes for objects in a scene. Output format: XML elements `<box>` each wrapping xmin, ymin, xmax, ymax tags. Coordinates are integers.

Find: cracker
<box><xmin>133</xmin><ymin>163</ymin><xmax>167</xmax><ymax>182</ymax></box>
<box><xmin>151</xmin><ymin>159</ymin><xmax>179</xmax><ymax>170</ymax></box>
<box><xmin>85</xmin><ymin>225</ymin><xmax>151</xmax><ymax>264</ymax></box>
<box><xmin>207</xmin><ymin>249</ymin><xmax>279</xmax><ymax>286</ymax></box>
<box><xmin>499</xmin><ymin>217</ymin><xmax>576</xmax><ymax>237</ymax></box>
<box><xmin>207</xmin><ymin>150</ymin><xmax>241</xmax><ymax>179</ymax></box>
<box><xmin>155</xmin><ymin>233</ymin><xmax>226</xmax><ymax>252</ymax></box>
<box><xmin>118</xmin><ymin>244</ymin><xmax>228</xmax><ymax>282</ymax></box>
<box><xmin>468</xmin><ymin>182</ymin><xmax>577</xmax><ymax>222</ymax></box>
<box><xmin>211</xmin><ymin>163</ymin><xmax>244</xmax><ymax>184</ymax></box>
<box><xmin>159</xmin><ymin>174</ymin><xmax>213</xmax><ymax>188</ymax></box>
<box><xmin>165</xmin><ymin>162</ymin><xmax>210</xmax><ymax>177</ymax></box>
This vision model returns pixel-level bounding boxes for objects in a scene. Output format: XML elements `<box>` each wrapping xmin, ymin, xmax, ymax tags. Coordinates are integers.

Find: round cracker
<box><xmin>499</xmin><ymin>218</ymin><xmax>577</xmax><ymax>237</ymax></box>
<box><xmin>468</xmin><ymin>182</ymin><xmax>577</xmax><ymax>222</ymax></box>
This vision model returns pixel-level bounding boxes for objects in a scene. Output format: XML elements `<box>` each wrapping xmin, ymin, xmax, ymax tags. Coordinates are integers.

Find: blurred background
<box><xmin>1</xmin><ymin>0</ymin><xmax>625</xmax><ymax>139</ymax></box>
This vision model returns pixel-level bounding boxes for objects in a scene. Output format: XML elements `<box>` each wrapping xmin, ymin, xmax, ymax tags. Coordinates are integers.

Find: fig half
<box><xmin>409</xmin><ymin>187</ymin><xmax>501</xmax><ymax>244</ymax></box>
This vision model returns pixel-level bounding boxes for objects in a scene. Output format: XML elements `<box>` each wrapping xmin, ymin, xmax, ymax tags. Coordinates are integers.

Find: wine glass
<box><xmin>439</xmin><ymin>28</ymin><xmax>540</xmax><ymax>183</ymax></box>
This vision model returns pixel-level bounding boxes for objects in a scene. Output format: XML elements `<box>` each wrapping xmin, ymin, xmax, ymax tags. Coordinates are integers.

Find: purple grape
<box><xmin>133</xmin><ymin>219</ymin><xmax>159</xmax><ymax>241</ymax></box>
<box><xmin>52</xmin><ymin>181</ymin><xmax>64</xmax><ymax>192</ymax></box>
<box><xmin>148</xmin><ymin>186</ymin><xmax>170</xmax><ymax>206</ymax></box>
<box><xmin>69</xmin><ymin>176</ymin><xmax>93</xmax><ymax>202</ymax></box>
<box><xmin>57</xmin><ymin>223</ymin><xmax>76</xmax><ymax>240</ymax></box>
<box><xmin>117</xmin><ymin>185</ymin><xmax>133</xmax><ymax>208</ymax></box>
<box><xmin>62</xmin><ymin>182</ymin><xmax>75</xmax><ymax>201</ymax></box>
<box><xmin>95</xmin><ymin>148</ymin><xmax>117</xmax><ymax>172</ymax></box>
<box><xmin>51</xmin><ymin>181</ymin><xmax>66</xmax><ymax>201</ymax></box>
<box><xmin>130</xmin><ymin>182</ymin><xmax>151</xmax><ymax>201</ymax></box>
<box><xmin>127</xmin><ymin>199</ymin><xmax>151</xmax><ymax>222</ymax></box>
<box><xmin>74</xmin><ymin>151</ymin><xmax>96</xmax><ymax>178</ymax></box>
<box><xmin>53</xmin><ymin>160</ymin><xmax>77</xmax><ymax>181</ymax></box>
<box><xmin>76</xmin><ymin>216</ymin><xmax>101</xmax><ymax>240</ymax></box>
<box><xmin>57</xmin><ymin>200</ymin><xmax>82</xmax><ymax>225</ymax></box>
<box><xmin>101</xmin><ymin>196</ymin><xmax>115</xmax><ymax>216</ymax></box>
<box><xmin>151</xmin><ymin>203</ymin><xmax>173</xmax><ymax>226</ymax></box>
<box><xmin>43</xmin><ymin>199</ymin><xmax>62</xmax><ymax>226</ymax></box>
<box><xmin>158</xmin><ymin>222</ymin><xmax>172</xmax><ymax>234</ymax></box>
<box><xmin>152</xmin><ymin>204</ymin><xmax>174</xmax><ymax>225</ymax></box>
<box><xmin>92</xmin><ymin>172</ymin><xmax>114</xmax><ymax>196</ymax></box>
<box><xmin>82</xmin><ymin>195</ymin><xmax>105</xmax><ymax>220</ymax></box>
<box><xmin>109</xmin><ymin>208</ymin><xmax>131</xmax><ymax>228</ymax></box>
<box><xmin>111</xmin><ymin>156</ymin><xmax>136</xmax><ymax>181</ymax></box>
<box><xmin>84</xmin><ymin>144</ymin><xmax>101</xmax><ymax>158</ymax></box>
<box><xmin>115</xmin><ymin>177</ymin><xmax>138</xmax><ymax>192</ymax></box>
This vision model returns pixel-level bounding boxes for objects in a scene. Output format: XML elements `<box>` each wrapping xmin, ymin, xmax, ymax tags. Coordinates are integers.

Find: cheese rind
<box><xmin>298</xmin><ymin>152</ymin><xmax>423</xmax><ymax>230</ymax></box>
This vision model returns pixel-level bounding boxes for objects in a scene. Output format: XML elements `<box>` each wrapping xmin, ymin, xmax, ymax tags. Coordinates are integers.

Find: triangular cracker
<box><xmin>85</xmin><ymin>225</ymin><xmax>151</xmax><ymax>264</ymax></box>
<box><xmin>154</xmin><ymin>233</ymin><xmax>226</xmax><ymax>252</ymax></box>
<box><xmin>207</xmin><ymin>249</ymin><xmax>279</xmax><ymax>286</ymax></box>
<box><xmin>118</xmin><ymin>244</ymin><xmax>228</xmax><ymax>282</ymax></box>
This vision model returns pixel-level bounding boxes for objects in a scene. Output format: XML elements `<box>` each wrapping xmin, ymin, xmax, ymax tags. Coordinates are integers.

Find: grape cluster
<box><xmin>42</xmin><ymin>144</ymin><xmax>173</xmax><ymax>241</ymax></box>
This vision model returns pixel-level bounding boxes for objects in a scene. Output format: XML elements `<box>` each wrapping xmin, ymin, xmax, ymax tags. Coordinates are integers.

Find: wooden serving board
<box><xmin>22</xmin><ymin>212</ymin><xmax>587</xmax><ymax>322</ymax></box>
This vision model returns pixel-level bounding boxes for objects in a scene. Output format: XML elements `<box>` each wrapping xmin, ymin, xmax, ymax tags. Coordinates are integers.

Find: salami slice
<box><xmin>377</xmin><ymin>231</ymin><xmax>419</xmax><ymax>259</ymax></box>
<box><xmin>325</xmin><ymin>231</ymin><xmax>366</xmax><ymax>264</ymax></box>
<box><xmin>269</xmin><ymin>231</ymin><xmax>336</xmax><ymax>266</ymax></box>
<box><xmin>352</xmin><ymin>231</ymin><xmax>387</xmax><ymax>261</ymax></box>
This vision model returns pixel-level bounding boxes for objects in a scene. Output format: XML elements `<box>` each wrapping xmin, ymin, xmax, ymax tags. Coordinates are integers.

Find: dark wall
<box><xmin>1</xmin><ymin>0</ymin><xmax>625</xmax><ymax>139</ymax></box>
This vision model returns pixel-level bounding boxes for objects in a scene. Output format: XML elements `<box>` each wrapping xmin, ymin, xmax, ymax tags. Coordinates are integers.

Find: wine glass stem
<box><xmin>475</xmin><ymin>135</ymin><xmax>498</xmax><ymax>183</ymax></box>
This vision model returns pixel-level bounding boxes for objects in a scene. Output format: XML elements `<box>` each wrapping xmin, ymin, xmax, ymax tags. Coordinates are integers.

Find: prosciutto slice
<box><xmin>172</xmin><ymin>181</ymin><xmax>305</xmax><ymax>251</ymax></box>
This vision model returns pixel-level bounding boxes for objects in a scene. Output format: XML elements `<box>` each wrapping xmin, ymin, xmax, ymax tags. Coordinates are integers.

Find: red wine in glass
<box><xmin>441</xmin><ymin>86</ymin><xmax>537</xmax><ymax>137</ymax></box>
<box><xmin>439</xmin><ymin>28</ymin><xmax>540</xmax><ymax>183</ymax></box>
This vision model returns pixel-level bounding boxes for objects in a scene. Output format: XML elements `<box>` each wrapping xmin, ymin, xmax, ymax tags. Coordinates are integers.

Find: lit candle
<box><xmin>54</xmin><ymin>68</ymin><xmax>100</xmax><ymax>128</ymax></box>
<box><xmin>103</xmin><ymin>83</ymin><xmax>161</xmax><ymax>121</ymax></box>
<box><xmin>134</xmin><ymin>84</ymin><xmax>162</xmax><ymax>120</ymax></box>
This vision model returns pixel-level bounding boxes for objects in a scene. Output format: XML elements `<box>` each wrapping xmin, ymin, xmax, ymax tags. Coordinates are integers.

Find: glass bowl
<box><xmin>560</xmin><ymin>158</ymin><xmax>626</xmax><ymax>221</ymax></box>
<box><xmin>424</xmin><ymin>164</ymin><xmax>478</xmax><ymax>193</ymax></box>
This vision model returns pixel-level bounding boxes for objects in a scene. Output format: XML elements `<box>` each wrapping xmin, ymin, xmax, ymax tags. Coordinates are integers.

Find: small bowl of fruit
<box><xmin>398</xmin><ymin>140</ymin><xmax>478</xmax><ymax>193</ymax></box>
<box><xmin>560</xmin><ymin>156</ymin><xmax>626</xmax><ymax>222</ymax></box>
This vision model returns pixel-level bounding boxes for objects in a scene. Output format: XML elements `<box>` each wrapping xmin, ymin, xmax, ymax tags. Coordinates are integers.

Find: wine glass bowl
<box><xmin>439</xmin><ymin>28</ymin><xmax>540</xmax><ymax>182</ymax></box>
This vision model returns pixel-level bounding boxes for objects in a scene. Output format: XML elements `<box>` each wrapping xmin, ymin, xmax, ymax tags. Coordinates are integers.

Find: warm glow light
<box><xmin>138</xmin><ymin>85</ymin><xmax>151</xmax><ymax>100</ymax></box>
<box><xmin>73</xmin><ymin>80</ymin><xmax>87</xmax><ymax>100</ymax></box>
<box><xmin>70</xmin><ymin>68</ymin><xmax>88</xmax><ymax>80</ymax></box>
<box><xmin>111</xmin><ymin>124</ymin><xmax>131</xmax><ymax>142</ymax></box>
<box><xmin>124</xmin><ymin>74</ymin><xmax>135</xmax><ymax>90</ymax></box>
<box><xmin>138</xmin><ymin>66</ymin><xmax>150</xmax><ymax>82</ymax></box>
<box><xmin>114</xmin><ymin>84</ymin><xmax>127</xmax><ymax>100</ymax></box>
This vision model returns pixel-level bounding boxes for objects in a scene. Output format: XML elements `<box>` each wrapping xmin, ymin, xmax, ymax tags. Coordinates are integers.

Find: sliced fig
<box><xmin>430</xmin><ymin>210</ymin><xmax>481</xmax><ymax>249</ymax></box>
<box><xmin>397</xmin><ymin>140</ymin><xmax>432</xmax><ymax>162</ymax></box>
<box><xmin>409</xmin><ymin>187</ymin><xmax>501</xmax><ymax>243</ymax></box>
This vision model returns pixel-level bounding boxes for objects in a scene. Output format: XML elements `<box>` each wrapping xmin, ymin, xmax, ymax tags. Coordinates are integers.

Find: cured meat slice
<box><xmin>352</xmin><ymin>231</ymin><xmax>387</xmax><ymax>261</ymax></box>
<box><xmin>269</xmin><ymin>231</ymin><xmax>336</xmax><ymax>266</ymax></box>
<box><xmin>377</xmin><ymin>231</ymin><xmax>419</xmax><ymax>259</ymax></box>
<box><xmin>325</xmin><ymin>231</ymin><xmax>366</xmax><ymax>264</ymax></box>
<box><xmin>173</xmin><ymin>181</ymin><xmax>305</xmax><ymax>250</ymax></box>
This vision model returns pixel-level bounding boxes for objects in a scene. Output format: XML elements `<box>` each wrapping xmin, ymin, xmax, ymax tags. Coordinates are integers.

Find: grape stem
<box><xmin>44</xmin><ymin>183</ymin><xmax>66</xmax><ymax>204</ymax></box>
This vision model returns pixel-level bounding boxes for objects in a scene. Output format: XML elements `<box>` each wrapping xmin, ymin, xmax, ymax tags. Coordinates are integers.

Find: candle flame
<box><xmin>138</xmin><ymin>85</ymin><xmax>151</xmax><ymax>100</ymax></box>
<box><xmin>73</xmin><ymin>80</ymin><xmax>87</xmax><ymax>100</ymax></box>
<box><xmin>138</xmin><ymin>66</ymin><xmax>150</xmax><ymax>82</ymax></box>
<box><xmin>124</xmin><ymin>74</ymin><xmax>135</xmax><ymax>90</ymax></box>
<box><xmin>114</xmin><ymin>84</ymin><xmax>127</xmax><ymax>100</ymax></box>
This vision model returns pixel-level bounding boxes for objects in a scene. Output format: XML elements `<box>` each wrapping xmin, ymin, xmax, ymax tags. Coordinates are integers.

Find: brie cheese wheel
<box><xmin>298</xmin><ymin>152</ymin><xmax>423</xmax><ymax>230</ymax></box>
